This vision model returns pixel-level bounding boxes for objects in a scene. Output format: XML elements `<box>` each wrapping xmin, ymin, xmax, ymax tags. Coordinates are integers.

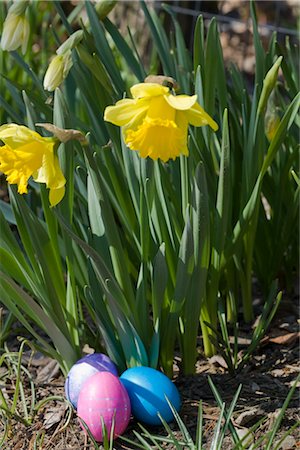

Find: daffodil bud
<box><xmin>264</xmin><ymin>91</ymin><xmax>280</xmax><ymax>142</ymax></box>
<box><xmin>43</xmin><ymin>31</ymin><xmax>83</xmax><ymax>92</ymax></box>
<box><xmin>56</xmin><ymin>30</ymin><xmax>83</xmax><ymax>56</ymax></box>
<box><xmin>43</xmin><ymin>51</ymin><xmax>72</xmax><ymax>92</ymax></box>
<box><xmin>5</xmin><ymin>0</ymin><xmax>29</xmax><ymax>16</ymax></box>
<box><xmin>265</xmin><ymin>113</ymin><xmax>280</xmax><ymax>142</ymax></box>
<box><xmin>1</xmin><ymin>1</ymin><xmax>30</xmax><ymax>54</ymax></box>
<box><xmin>94</xmin><ymin>0</ymin><xmax>117</xmax><ymax>20</ymax></box>
<box><xmin>257</xmin><ymin>56</ymin><xmax>283</xmax><ymax>116</ymax></box>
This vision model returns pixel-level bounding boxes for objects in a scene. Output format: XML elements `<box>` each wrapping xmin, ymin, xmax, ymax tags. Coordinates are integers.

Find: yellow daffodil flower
<box><xmin>0</xmin><ymin>124</ymin><xmax>66</xmax><ymax>206</ymax></box>
<box><xmin>104</xmin><ymin>82</ymin><xmax>218</xmax><ymax>162</ymax></box>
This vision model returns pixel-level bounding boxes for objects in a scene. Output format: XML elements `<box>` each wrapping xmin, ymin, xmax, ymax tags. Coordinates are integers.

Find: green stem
<box><xmin>225</xmin><ymin>262</ymin><xmax>238</xmax><ymax>324</ymax></box>
<box><xmin>40</xmin><ymin>186</ymin><xmax>66</xmax><ymax>303</ymax></box>
<box><xmin>200</xmin><ymin>302</ymin><xmax>217</xmax><ymax>357</ymax></box>
<box><xmin>83</xmin><ymin>146</ymin><xmax>136</xmax><ymax>313</ymax></box>
<box><xmin>241</xmin><ymin>269</ymin><xmax>254</xmax><ymax>323</ymax></box>
<box><xmin>180</xmin><ymin>154</ymin><xmax>188</xmax><ymax>219</ymax></box>
<box><xmin>242</xmin><ymin>200</ymin><xmax>260</xmax><ymax>322</ymax></box>
<box><xmin>226</xmin><ymin>291</ymin><xmax>235</xmax><ymax>324</ymax></box>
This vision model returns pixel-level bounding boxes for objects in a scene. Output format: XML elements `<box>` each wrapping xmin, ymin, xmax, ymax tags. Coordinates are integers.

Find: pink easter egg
<box><xmin>65</xmin><ymin>353</ymin><xmax>118</xmax><ymax>409</ymax></box>
<box><xmin>77</xmin><ymin>372</ymin><xmax>131</xmax><ymax>442</ymax></box>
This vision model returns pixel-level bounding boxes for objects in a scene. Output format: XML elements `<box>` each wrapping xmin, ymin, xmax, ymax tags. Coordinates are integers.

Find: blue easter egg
<box><xmin>65</xmin><ymin>353</ymin><xmax>118</xmax><ymax>409</ymax></box>
<box><xmin>120</xmin><ymin>366</ymin><xmax>181</xmax><ymax>425</ymax></box>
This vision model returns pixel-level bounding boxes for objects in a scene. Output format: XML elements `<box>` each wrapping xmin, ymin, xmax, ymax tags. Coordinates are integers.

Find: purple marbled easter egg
<box><xmin>77</xmin><ymin>372</ymin><xmax>131</xmax><ymax>442</ymax></box>
<box><xmin>65</xmin><ymin>353</ymin><xmax>118</xmax><ymax>409</ymax></box>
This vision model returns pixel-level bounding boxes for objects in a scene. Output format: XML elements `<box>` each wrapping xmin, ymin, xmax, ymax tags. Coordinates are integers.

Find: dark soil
<box><xmin>0</xmin><ymin>295</ymin><xmax>299</xmax><ymax>450</ymax></box>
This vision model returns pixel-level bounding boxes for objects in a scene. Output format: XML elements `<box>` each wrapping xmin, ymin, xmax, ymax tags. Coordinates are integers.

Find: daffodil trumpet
<box><xmin>0</xmin><ymin>124</ymin><xmax>66</xmax><ymax>206</ymax></box>
<box><xmin>104</xmin><ymin>81</ymin><xmax>218</xmax><ymax>162</ymax></box>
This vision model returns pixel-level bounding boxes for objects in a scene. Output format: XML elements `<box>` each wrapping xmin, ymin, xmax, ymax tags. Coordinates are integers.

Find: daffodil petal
<box><xmin>34</xmin><ymin>153</ymin><xmax>66</xmax><ymax>190</ymax></box>
<box><xmin>175</xmin><ymin>112</ymin><xmax>189</xmax><ymax>146</ymax></box>
<box><xmin>49</xmin><ymin>186</ymin><xmax>65</xmax><ymax>207</ymax></box>
<box><xmin>130</xmin><ymin>83</ymin><xmax>169</xmax><ymax>99</ymax></box>
<box><xmin>182</xmin><ymin>103</ymin><xmax>219</xmax><ymax>131</ymax></box>
<box><xmin>104</xmin><ymin>98</ymin><xmax>149</xmax><ymax>127</ymax></box>
<box><xmin>164</xmin><ymin>94</ymin><xmax>197</xmax><ymax>110</ymax></box>
<box><xmin>50</xmin><ymin>156</ymin><xmax>66</xmax><ymax>190</ymax></box>
<box><xmin>147</xmin><ymin>96</ymin><xmax>175</xmax><ymax>121</ymax></box>
<box><xmin>0</xmin><ymin>124</ymin><xmax>45</xmax><ymax>148</ymax></box>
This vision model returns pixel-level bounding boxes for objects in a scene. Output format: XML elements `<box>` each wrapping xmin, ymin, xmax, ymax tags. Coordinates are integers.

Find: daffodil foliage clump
<box><xmin>0</xmin><ymin>0</ymin><xmax>299</xmax><ymax>376</ymax></box>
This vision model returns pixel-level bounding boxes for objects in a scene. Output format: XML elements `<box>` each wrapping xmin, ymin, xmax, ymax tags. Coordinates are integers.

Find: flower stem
<box><xmin>200</xmin><ymin>302</ymin><xmax>217</xmax><ymax>357</ymax></box>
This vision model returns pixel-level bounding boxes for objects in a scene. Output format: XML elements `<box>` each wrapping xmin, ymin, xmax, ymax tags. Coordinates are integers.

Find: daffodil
<box><xmin>104</xmin><ymin>82</ymin><xmax>218</xmax><ymax>162</ymax></box>
<box><xmin>43</xmin><ymin>31</ymin><xmax>83</xmax><ymax>92</ymax></box>
<box><xmin>43</xmin><ymin>51</ymin><xmax>72</xmax><ymax>92</ymax></box>
<box><xmin>1</xmin><ymin>10</ymin><xmax>30</xmax><ymax>54</ymax></box>
<box><xmin>0</xmin><ymin>124</ymin><xmax>66</xmax><ymax>206</ymax></box>
<box><xmin>95</xmin><ymin>0</ymin><xmax>117</xmax><ymax>20</ymax></box>
<box><xmin>265</xmin><ymin>113</ymin><xmax>280</xmax><ymax>142</ymax></box>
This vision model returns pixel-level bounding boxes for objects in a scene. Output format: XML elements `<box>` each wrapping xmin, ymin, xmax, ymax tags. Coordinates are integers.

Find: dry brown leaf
<box><xmin>43</xmin><ymin>404</ymin><xmax>67</xmax><ymax>430</ymax></box>
<box><xmin>209</xmin><ymin>355</ymin><xmax>228</xmax><ymax>369</ymax></box>
<box><xmin>269</xmin><ymin>332</ymin><xmax>300</xmax><ymax>345</ymax></box>
<box><xmin>235</xmin><ymin>407</ymin><xmax>264</xmax><ymax>426</ymax></box>
<box><xmin>144</xmin><ymin>75</ymin><xmax>179</xmax><ymax>90</ymax></box>
<box><xmin>35</xmin><ymin>123</ymin><xmax>87</xmax><ymax>144</ymax></box>
<box><xmin>35</xmin><ymin>359</ymin><xmax>60</xmax><ymax>384</ymax></box>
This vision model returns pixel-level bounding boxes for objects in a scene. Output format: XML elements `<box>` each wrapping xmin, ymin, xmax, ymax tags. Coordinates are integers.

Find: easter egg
<box><xmin>120</xmin><ymin>366</ymin><xmax>181</xmax><ymax>425</ymax></box>
<box><xmin>77</xmin><ymin>372</ymin><xmax>131</xmax><ymax>442</ymax></box>
<box><xmin>65</xmin><ymin>353</ymin><xmax>118</xmax><ymax>408</ymax></box>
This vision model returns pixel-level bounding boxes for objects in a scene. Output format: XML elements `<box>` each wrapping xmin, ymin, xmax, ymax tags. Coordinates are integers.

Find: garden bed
<box><xmin>2</xmin><ymin>295</ymin><xmax>299</xmax><ymax>449</ymax></box>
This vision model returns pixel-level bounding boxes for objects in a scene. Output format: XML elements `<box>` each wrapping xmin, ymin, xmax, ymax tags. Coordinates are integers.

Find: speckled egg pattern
<box><xmin>65</xmin><ymin>353</ymin><xmax>118</xmax><ymax>409</ymax></box>
<box><xmin>77</xmin><ymin>372</ymin><xmax>131</xmax><ymax>442</ymax></box>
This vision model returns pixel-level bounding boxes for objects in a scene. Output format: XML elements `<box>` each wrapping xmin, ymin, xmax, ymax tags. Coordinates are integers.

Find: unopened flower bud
<box><xmin>43</xmin><ymin>51</ymin><xmax>72</xmax><ymax>92</ymax></box>
<box><xmin>56</xmin><ymin>30</ymin><xmax>83</xmax><ymax>56</ymax></box>
<box><xmin>1</xmin><ymin>1</ymin><xmax>30</xmax><ymax>54</ymax></box>
<box><xmin>95</xmin><ymin>0</ymin><xmax>117</xmax><ymax>20</ymax></box>
<box><xmin>264</xmin><ymin>91</ymin><xmax>280</xmax><ymax>142</ymax></box>
<box><xmin>258</xmin><ymin>56</ymin><xmax>283</xmax><ymax>116</ymax></box>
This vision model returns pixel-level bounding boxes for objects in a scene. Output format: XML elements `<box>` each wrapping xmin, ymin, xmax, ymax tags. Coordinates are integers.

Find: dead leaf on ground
<box><xmin>261</xmin><ymin>331</ymin><xmax>300</xmax><ymax>347</ymax></box>
<box><xmin>235</xmin><ymin>407</ymin><xmax>264</xmax><ymax>426</ymax></box>
<box><xmin>209</xmin><ymin>355</ymin><xmax>228</xmax><ymax>369</ymax></box>
<box><xmin>35</xmin><ymin>359</ymin><xmax>60</xmax><ymax>384</ymax></box>
<box><xmin>269</xmin><ymin>332</ymin><xmax>300</xmax><ymax>345</ymax></box>
<box><xmin>43</xmin><ymin>404</ymin><xmax>67</xmax><ymax>430</ymax></box>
